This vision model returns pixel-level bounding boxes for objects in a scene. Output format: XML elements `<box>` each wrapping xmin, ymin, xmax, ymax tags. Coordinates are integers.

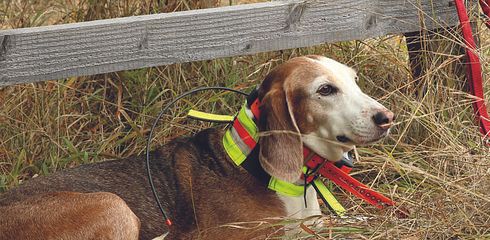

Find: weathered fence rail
<box><xmin>0</xmin><ymin>0</ymin><xmax>458</xmax><ymax>86</ymax></box>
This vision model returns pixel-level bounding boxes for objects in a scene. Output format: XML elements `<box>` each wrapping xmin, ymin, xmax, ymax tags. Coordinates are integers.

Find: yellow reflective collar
<box><xmin>188</xmin><ymin>109</ymin><xmax>234</xmax><ymax>122</ymax></box>
<box><xmin>188</xmin><ymin>105</ymin><xmax>306</xmax><ymax>197</ymax></box>
<box><xmin>312</xmin><ymin>179</ymin><xmax>345</xmax><ymax>216</ymax></box>
<box><xmin>268</xmin><ymin>177</ymin><xmax>304</xmax><ymax>197</ymax></box>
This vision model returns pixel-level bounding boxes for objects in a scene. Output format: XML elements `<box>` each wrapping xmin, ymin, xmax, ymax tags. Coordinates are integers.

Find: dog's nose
<box><xmin>372</xmin><ymin>110</ymin><xmax>394</xmax><ymax>130</ymax></box>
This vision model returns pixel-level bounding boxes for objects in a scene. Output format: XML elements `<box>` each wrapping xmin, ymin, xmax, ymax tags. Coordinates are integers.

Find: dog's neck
<box><xmin>222</xmin><ymin>89</ymin><xmax>301</xmax><ymax>196</ymax></box>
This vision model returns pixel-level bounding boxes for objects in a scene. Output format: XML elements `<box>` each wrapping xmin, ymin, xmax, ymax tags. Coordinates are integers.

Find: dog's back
<box><xmin>0</xmin><ymin>128</ymin><xmax>285</xmax><ymax>239</ymax></box>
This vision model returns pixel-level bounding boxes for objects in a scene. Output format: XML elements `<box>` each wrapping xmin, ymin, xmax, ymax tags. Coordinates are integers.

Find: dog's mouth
<box><xmin>336</xmin><ymin>135</ymin><xmax>351</xmax><ymax>143</ymax></box>
<box><xmin>337</xmin><ymin>130</ymin><xmax>389</xmax><ymax>145</ymax></box>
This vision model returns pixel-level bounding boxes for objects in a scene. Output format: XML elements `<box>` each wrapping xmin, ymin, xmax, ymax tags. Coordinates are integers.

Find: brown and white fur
<box><xmin>0</xmin><ymin>55</ymin><xmax>393</xmax><ymax>240</ymax></box>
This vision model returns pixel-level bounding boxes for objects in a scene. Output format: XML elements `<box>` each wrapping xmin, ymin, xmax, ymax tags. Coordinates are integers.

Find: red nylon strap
<box><xmin>455</xmin><ymin>0</ymin><xmax>490</xmax><ymax>140</ymax></box>
<box><xmin>317</xmin><ymin>162</ymin><xmax>395</xmax><ymax>208</ymax></box>
<box><xmin>233</xmin><ymin>119</ymin><xmax>257</xmax><ymax>149</ymax></box>
<box><xmin>338</xmin><ymin>165</ymin><xmax>353</xmax><ymax>174</ymax></box>
<box><xmin>303</xmin><ymin>148</ymin><xmax>352</xmax><ymax>174</ymax></box>
<box><xmin>480</xmin><ymin>0</ymin><xmax>490</xmax><ymax>29</ymax></box>
<box><xmin>303</xmin><ymin>148</ymin><xmax>396</xmax><ymax>209</ymax></box>
<box><xmin>250</xmin><ymin>99</ymin><xmax>261</xmax><ymax>120</ymax></box>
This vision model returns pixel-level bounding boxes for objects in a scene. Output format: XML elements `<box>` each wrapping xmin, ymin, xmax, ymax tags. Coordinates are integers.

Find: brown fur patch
<box><xmin>0</xmin><ymin>192</ymin><xmax>140</xmax><ymax>240</ymax></box>
<box><xmin>258</xmin><ymin>63</ymin><xmax>304</xmax><ymax>183</ymax></box>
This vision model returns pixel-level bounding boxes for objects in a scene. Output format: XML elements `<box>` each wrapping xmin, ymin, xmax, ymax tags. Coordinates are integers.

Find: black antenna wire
<box><xmin>145</xmin><ymin>86</ymin><xmax>248</xmax><ymax>230</ymax></box>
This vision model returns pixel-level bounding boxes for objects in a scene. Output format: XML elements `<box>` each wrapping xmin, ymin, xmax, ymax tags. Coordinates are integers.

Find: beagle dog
<box><xmin>0</xmin><ymin>55</ymin><xmax>393</xmax><ymax>240</ymax></box>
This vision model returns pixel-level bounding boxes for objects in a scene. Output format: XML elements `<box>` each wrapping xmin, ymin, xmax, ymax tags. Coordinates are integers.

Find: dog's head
<box><xmin>258</xmin><ymin>55</ymin><xmax>394</xmax><ymax>182</ymax></box>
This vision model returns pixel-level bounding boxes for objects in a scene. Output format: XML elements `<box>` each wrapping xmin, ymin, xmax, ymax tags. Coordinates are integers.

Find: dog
<box><xmin>0</xmin><ymin>55</ymin><xmax>394</xmax><ymax>240</ymax></box>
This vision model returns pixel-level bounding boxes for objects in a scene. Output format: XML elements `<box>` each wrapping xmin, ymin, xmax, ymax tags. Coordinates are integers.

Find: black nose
<box><xmin>372</xmin><ymin>111</ymin><xmax>394</xmax><ymax>130</ymax></box>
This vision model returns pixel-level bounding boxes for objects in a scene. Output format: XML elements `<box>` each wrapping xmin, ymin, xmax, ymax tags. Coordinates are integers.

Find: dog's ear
<box><xmin>258</xmin><ymin>70</ymin><xmax>303</xmax><ymax>183</ymax></box>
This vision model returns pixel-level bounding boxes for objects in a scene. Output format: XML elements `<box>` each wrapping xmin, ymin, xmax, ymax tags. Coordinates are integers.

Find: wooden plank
<box><xmin>0</xmin><ymin>0</ymin><xmax>459</xmax><ymax>86</ymax></box>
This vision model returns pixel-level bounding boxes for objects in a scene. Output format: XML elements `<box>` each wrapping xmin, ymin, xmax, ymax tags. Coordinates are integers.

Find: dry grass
<box><xmin>1</xmin><ymin>0</ymin><xmax>490</xmax><ymax>239</ymax></box>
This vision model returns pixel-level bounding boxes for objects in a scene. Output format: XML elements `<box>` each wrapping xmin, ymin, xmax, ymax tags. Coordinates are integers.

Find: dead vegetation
<box><xmin>0</xmin><ymin>0</ymin><xmax>489</xmax><ymax>239</ymax></box>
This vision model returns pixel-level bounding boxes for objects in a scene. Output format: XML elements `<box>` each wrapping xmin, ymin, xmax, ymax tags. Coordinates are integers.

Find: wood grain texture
<box><xmin>0</xmin><ymin>0</ymin><xmax>458</xmax><ymax>86</ymax></box>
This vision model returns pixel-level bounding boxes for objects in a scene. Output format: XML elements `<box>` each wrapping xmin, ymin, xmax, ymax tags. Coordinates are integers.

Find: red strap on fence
<box><xmin>455</xmin><ymin>0</ymin><xmax>490</xmax><ymax>141</ymax></box>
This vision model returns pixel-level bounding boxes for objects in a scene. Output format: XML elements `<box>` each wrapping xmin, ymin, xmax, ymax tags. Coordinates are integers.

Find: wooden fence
<box><xmin>0</xmin><ymin>0</ymin><xmax>459</xmax><ymax>86</ymax></box>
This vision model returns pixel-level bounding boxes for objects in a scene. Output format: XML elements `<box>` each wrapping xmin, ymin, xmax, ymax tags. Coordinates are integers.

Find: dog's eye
<box><xmin>317</xmin><ymin>84</ymin><xmax>337</xmax><ymax>96</ymax></box>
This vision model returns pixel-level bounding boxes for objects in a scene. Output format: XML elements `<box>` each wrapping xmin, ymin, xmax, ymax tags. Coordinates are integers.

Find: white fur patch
<box><xmin>302</xmin><ymin>133</ymin><xmax>346</xmax><ymax>161</ymax></box>
<box><xmin>277</xmin><ymin>185</ymin><xmax>322</xmax><ymax>227</ymax></box>
<box><xmin>152</xmin><ymin>232</ymin><xmax>168</xmax><ymax>240</ymax></box>
<box><xmin>306</xmin><ymin>114</ymin><xmax>313</xmax><ymax>124</ymax></box>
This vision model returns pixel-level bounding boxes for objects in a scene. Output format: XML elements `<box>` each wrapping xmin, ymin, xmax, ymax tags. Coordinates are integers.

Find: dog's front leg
<box><xmin>277</xmin><ymin>185</ymin><xmax>323</xmax><ymax>235</ymax></box>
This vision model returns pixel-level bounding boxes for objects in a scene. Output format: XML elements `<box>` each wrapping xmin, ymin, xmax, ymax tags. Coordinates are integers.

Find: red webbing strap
<box><xmin>455</xmin><ymin>0</ymin><xmax>490</xmax><ymax>141</ymax></box>
<box><xmin>303</xmin><ymin>148</ymin><xmax>398</xmax><ymax>209</ymax></box>
<box><xmin>480</xmin><ymin>0</ymin><xmax>490</xmax><ymax>29</ymax></box>
<box><xmin>250</xmin><ymin>99</ymin><xmax>261</xmax><ymax>120</ymax></box>
<box><xmin>233</xmin><ymin>119</ymin><xmax>257</xmax><ymax>149</ymax></box>
<box><xmin>317</xmin><ymin>162</ymin><xmax>395</xmax><ymax>209</ymax></box>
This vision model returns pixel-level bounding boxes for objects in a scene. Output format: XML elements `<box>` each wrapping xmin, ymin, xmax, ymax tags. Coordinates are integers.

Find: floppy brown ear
<box><xmin>258</xmin><ymin>72</ymin><xmax>303</xmax><ymax>183</ymax></box>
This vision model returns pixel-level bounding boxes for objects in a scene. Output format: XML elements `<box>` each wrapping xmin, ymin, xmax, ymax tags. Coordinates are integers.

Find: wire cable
<box><xmin>145</xmin><ymin>86</ymin><xmax>248</xmax><ymax>229</ymax></box>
